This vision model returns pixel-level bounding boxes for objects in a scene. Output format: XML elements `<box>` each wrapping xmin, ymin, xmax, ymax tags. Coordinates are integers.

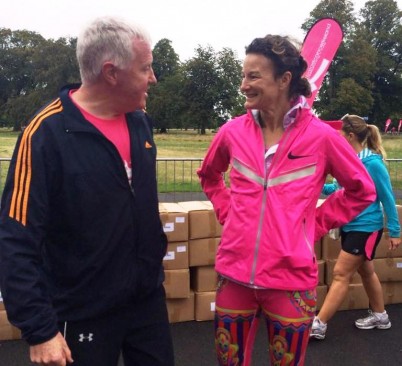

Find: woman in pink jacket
<box><xmin>197</xmin><ymin>35</ymin><xmax>376</xmax><ymax>366</ymax></box>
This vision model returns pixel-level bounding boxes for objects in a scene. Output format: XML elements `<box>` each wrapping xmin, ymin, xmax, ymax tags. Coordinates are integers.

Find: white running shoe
<box><xmin>355</xmin><ymin>310</ymin><xmax>391</xmax><ymax>330</ymax></box>
<box><xmin>310</xmin><ymin>316</ymin><xmax>327</xmax><ymax>340</ymax></box>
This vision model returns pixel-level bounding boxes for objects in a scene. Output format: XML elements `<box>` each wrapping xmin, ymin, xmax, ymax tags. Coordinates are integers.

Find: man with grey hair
<box><xmin>0</xmin><ymin>16</ymin><xmax>174</xmax><ymax>366</ymax></box>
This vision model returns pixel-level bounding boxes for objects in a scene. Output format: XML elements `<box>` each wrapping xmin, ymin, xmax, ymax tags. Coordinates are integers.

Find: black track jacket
<box><xmin>0</xmin><ymin>84</ymin><xmax>167</xmax><ymax>345</ymax></box>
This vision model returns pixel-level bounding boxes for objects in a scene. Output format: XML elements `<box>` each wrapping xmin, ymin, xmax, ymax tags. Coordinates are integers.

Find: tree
<box><xmin>333</xmin><ymin>78</ymin><xmax>374</xmax><ymax>116</ymax></box>
<box><xmin>302</xmin><ymin>0</ymin><xmax>401</xmax><ymax>124</ymax></box>
<box><xmin>147</xmin><ymin>39</ymin><xmax>183</xmax><ymax>132</ymax></box>
<box><xmin>181</xmin><ymin>46</ymin><xmax>219</xmax><ymax>134</ymax></box>
<box><xmin>358</xmin><ymin>0</ymin><xmax>402</xmax><ymax>125</ymax></box>
<box><xmin>32</xmin><ymin>37</ymin><xmax>80</xmax><ymax>101</ymax></box>
<box><xmin>152</xmin><ymin>38</ymin><xmax>180</xmax><ymax>82</ymax></box>
<box><xmin>0</xmin><ymin>29</ymin><xmax>79</xmax><ymax>130</ymax></box>
<box><xmin>147</xmin><ymin>70</ymin><xmax>188</xmax><ymax>132</ymax></box>
<box><xmin>302</xmin><ymin>0</ymin><xmax>356</xmax><ymax>39</ymax></box>
<box><xmin>181</xmin><ymin>45</ymin><xmax>243</xmax><ymax>134</ymax></box>
<box><xmin>0</xmin><ymin>29</ymin><xmax>48</xmax><ymax>129</ymax></box>
<box><xmin>215</xmin><ymin>48</ymin><xmax>243</xmax><ymax>124</ymax></box>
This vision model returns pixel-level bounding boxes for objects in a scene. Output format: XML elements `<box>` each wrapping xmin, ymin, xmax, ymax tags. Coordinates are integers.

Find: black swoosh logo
<box><xmin>288</xmin><ymin>152</ymin><xmax>311</xmax><ymax>159</ymax></box>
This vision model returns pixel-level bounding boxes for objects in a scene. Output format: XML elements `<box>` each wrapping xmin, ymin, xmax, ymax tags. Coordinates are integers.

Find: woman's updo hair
<box><xmin>245</xmin><ymin>35</ymin><xmax>311</xmax><ymax>99</ymax></box>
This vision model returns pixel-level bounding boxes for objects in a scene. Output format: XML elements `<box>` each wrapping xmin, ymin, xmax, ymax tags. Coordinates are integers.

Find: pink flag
<box><xmin>384</xmin><ymin>118</ymin><xmax>391</xmax><ymax>133</ymax></box>
<box><xmin>301</xmin><ymin>18</ymin><xmax>344</xmax><ymax>107</ymax></box>
<box><xmin>398</xmin><ymin>119</ymin><xmax>402</xmax><ymax>133</ymax></box>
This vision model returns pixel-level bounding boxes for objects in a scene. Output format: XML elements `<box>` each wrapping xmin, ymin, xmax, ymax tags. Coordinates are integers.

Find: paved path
<box><xmin>1</xmin><ymin>304</ymin><xmax>402</xmax><ymax>365</ymax></box>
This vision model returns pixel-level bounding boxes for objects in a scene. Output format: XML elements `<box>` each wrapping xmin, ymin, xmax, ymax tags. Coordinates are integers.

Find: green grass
<box><xmin>0</xmin><ymin>129</ymin><xmax>18</xmax><ymax>157</ymax></box>
<box><xmin>1</xmin><ymin>128</ymin><xmax>402</xmax><ymax>203</ymax></box>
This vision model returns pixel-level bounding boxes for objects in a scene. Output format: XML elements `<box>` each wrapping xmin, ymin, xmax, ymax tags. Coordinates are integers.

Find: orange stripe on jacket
<box><xmin>9</xmin><ymin>99</ymin><xmax>63</xmax><ymax>225</ymax></box>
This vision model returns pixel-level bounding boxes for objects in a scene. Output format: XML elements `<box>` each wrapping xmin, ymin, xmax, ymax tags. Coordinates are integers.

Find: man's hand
<box><xmin>30</xmin><ymin>332</ymin><xmax>73</xmax><ymax>366</ymax></box>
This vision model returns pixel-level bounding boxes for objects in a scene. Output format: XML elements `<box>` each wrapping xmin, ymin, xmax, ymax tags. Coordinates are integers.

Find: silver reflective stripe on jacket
<box><xmin>232</xmin><ymin>159</ymin><xmax>317</xmax><ymax>188</ymax></box>
<box><xmin>267</xmin><ymin>164</ymin><xmax>317</xmax><ymax>187</ymax></box>
<box><xmin>232</xmin><ymin>158</ymin><xmax>265</xmax><ymax>186</ymax></box>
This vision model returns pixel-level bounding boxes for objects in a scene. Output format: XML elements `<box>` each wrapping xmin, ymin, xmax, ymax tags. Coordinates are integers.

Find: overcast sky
<box><xmin>2</xmin><ymin>0</ymin><xmax>401</xmax><ymax>61</ymax></box>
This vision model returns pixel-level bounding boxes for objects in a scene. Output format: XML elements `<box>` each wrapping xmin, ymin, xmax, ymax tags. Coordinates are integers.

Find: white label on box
<box><xmin>176</xmin><ymin>217</ymin><xmax>185</xmax><ymax>223</ymax></box>
<box><xmin>177</xmin><ymin>246</ymin><xmax>187</xmax><ymax>253</ymax></box>
<box><xmin>397</xmin><ymin>262</ymin><xmax>402</xmax><ymax>268</ymax></box>
<box><xmin>210</xmin><ymin>302</ymin><xmax>216</xmax><ymax>311</ymax></box>
<box><xmin>163</xmin><ymin>223</ymin><xmax>174</xmax><ymax>232</ymax></box>
<box><xmin>163</xmin><ymin>251</ymin><xmax>175</xmax><ymax>261</ymax></box>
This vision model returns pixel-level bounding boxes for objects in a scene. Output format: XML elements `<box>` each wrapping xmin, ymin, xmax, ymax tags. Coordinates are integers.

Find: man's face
<box><xmin>115</xmin><ymin>39</ymin><xmax>157</xmax><ymax>112</ymax></box>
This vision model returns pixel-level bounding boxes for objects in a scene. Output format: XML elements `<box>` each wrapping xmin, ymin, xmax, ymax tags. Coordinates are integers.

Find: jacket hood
<box><xmin>358</xmin><ymin>148</ymin><xmax>383</xmax><ymax>163</ymax></box>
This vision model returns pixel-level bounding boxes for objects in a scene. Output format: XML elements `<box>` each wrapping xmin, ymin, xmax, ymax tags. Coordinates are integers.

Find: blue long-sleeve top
<box><xmin>322</xmin><ymin>148</ymin><xmax>400</xmax><ymax>238</ymax></box>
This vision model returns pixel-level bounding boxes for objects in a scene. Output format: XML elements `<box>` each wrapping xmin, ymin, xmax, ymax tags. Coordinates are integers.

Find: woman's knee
<box><xmin>357</xmin><ymin>262</ymin><xmax>375</xmax><ymax>279</ymax></box>
<box><xmin>332</xmin><ymin>269</ymin><xmax>353</xmax><ymax>283</ymax></box>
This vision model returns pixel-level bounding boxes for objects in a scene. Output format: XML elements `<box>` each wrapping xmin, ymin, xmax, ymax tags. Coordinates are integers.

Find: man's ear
<box><xmin>101</xmin><ymin>62</ymin><xmax>118</xmax><ymax>85</ymax></box>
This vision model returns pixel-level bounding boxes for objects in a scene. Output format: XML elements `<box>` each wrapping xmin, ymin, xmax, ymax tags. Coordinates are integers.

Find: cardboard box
<box><xmin>0</xmin><ymin>310</ymin><xmax>21</xmax><ymax>341</ymax></box>
<box><xmin>373</xmin><ymin>257</ymin><xmax>402</xmax><ymax>282</ymax></box>
<box><xmin>159</xmin><ymin>202</ymin><xmax>189</xmax><ymax>242</ymax></box>
<box><xmin>163</xmin><ymin>242</ymin><xmax>189</xmax><ymax>270</ymax></box>
<box><xmin>190</xmin><ymin>265</ymin><xmax>218</xmax><ymax>292</ymax></box>
<box><xmin>325</xmin><ymin>259</ymin><xmax>362</xmax><ymax>285</ymax></box>
<box><xmin>178</xmin><ymin>201</ymin><xmax>222</xmax><ymax>239</ymax></box>
<box><xmin>195</xmin><ymin>291</ymin><xmax>216</xmax><ymax>321</ymax></box>
<box><xmin>189</xmin><ymin>237</ymin><xmax>219</xmax><ymax>267</ymax></box>
<box><xmin>163</xmin><ymin>269</ymin><xmax>190</xmax><ymax>299</ymax></box>
<box><xmin>321</xmin><ymin>234</ymin><xmax>341</xmax><ymax>260</ymax></box>
<box><xmin>316</xmin><ymin>285</ymin><xmax>328</xmax><ymax>311</ymax></box>
<box><xmin>381</xmin><ymin>281</ymin><xmax>402</xmax><ymax>305</ymax></box>
<box><xmin>317</xmin><ymin>260</ymin><xmax>325</xmax><ymax>285</ymax></box>
<box><xmin>166</xmin><ymin>291</ymin><xmax>195</xmax><ymax>323</ymax></box>
<box><xmin>336</xmin><ymin>283</ymin><xmax>369</xmax><ymax>311</ymax></box>
<box><xmin>315</xmin><ymin>239</ymin><xmax>322</xmax><ymax>260</ymax></box>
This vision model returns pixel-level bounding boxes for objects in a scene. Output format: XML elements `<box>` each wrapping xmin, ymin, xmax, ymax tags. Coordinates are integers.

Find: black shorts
<box><xmin>340</xmin><ymin>229</ymin><xmax>383</xmax><ymax>260</ymax></box>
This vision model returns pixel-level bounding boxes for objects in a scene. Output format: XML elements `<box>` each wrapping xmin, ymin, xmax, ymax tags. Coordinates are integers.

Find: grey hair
<box><xmin>76</xmin><ymin>16</ymin><xmax>152</xmax><ymax>84</ymax></box>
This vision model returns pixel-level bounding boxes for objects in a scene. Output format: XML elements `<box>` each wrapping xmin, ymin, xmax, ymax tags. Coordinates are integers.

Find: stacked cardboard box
<box><xmin>0</xmin><ymin>296</ymin><xmax>21</xmax><ymax>341</ymax></box>
<box><xmin>178</xmin><ymin>201</ymin><xmax>222</xmax><ymax>321</ymax></box>
<box><xmin>159</xmin><ymin>202</ymin><xmax>193</xmax><ymax>323</ymax></box>
<box><xmin>160</xmin><ymin>201</ymin><xmax>222</xmax><ymax>323</ymax></box>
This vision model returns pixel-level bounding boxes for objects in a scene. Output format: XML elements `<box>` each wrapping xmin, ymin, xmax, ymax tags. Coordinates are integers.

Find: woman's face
<box><xmin>240</xmin><ymin>53</ymin><xmax>290</xmax><ymax>111</ymax></box>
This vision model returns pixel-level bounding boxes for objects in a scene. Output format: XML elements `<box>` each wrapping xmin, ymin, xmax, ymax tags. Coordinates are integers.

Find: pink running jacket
<box><xmin>198</xmin><ymin>108</ymin><xmax>376</xmax><ymax>290</ymax></box>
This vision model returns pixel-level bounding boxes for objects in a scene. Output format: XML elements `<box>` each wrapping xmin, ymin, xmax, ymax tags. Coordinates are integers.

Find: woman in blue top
<box><xmin>311</xmin><ymin>114</ymin><xmax>401</xmax><ymax>340</ymax></box>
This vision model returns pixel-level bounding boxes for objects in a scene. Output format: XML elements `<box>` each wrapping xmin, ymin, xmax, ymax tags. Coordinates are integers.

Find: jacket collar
<box><xmin>249</xmin><ymin>95</ymin><xmax>311</xmax><ymax>130</ymax></box>
<box><xmin>58</xmin><ymin>84</ymin><xmax>102</xmax><ymax>133</ymax></box>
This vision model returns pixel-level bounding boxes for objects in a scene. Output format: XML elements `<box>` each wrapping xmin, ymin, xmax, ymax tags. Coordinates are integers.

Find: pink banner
<box><xmin>301</xmin><ymin>18</ymin><xmax>343</xmax><ymax>107</ymax></box>
<box><xmin>398</xmin><ymin>120</ymin><xmax>402</xmax><ymax>133</ymax></box>
<box><xmin>385</xmin><ymin>118</ymin><xmax>391</xmax><ymax>133</ymax></box>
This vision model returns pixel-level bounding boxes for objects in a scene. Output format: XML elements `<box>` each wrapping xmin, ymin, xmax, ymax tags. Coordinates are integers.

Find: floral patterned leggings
<box><xmin>214</xmin><ymin>278</ymin><xmax>316</xmax><ymax>366</ymax></box>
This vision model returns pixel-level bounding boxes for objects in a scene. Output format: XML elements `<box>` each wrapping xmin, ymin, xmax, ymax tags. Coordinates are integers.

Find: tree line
<box><xmin>0</xmin><ymin>0</ymin><xmax>400</xmax><ymax>133</ymax></box>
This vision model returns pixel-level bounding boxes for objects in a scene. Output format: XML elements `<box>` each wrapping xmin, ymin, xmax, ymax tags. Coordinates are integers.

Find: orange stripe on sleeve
<box><xmin>9</xmin><ymin>99</ymin><xmax>63</xmax><ymax>225</ymax></box>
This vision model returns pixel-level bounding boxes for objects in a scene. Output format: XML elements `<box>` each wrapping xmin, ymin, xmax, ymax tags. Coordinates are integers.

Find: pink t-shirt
<box><xmin>69</xmin><ymin>91</ymin><xmax>132</xmax><ymax>183</ymax></box>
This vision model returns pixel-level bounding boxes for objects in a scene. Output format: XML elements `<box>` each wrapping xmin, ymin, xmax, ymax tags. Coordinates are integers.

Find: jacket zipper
<box><xmin>249</xmin><ymin>122</ymin><xmax>296</xmax><ymax>284</ymax></box>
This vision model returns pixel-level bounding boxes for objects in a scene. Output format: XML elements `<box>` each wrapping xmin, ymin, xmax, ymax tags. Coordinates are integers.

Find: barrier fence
<box><xmin>1</xmin><ymin>157</ymin><xmax>402</xmax><ymax>204</ymax></box>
